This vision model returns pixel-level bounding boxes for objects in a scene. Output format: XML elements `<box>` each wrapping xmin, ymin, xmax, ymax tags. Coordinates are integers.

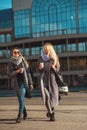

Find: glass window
<box><xmin>24</xmin><ymin>48</ymin><xmax>30</xmax><ymax>56</ymax></box>
<box><xmin>6</xmin><ymin>34</ymin><xmax>11</xmax><ymax>42</ymax></box>
<box><xmin>0</xmin><ymin>51</ymin><xmax>2</xmax><ymax>57</ymax></box>
<box><xmin>67</xmin><ymin>44</ymin><xmax>76</xmax><ymax>52</ymax></box>
<box><xmin>0</xmin><ymin>50</ymin><xmax>7</xmax><ymax>58</ymax></box>
<box><xmin>60</xmin><ymin>58</ymin><xmax>68</xmax><ymax>71</ymax></box>
<box><xmin>31</xmin><ymin>47</ymin><xmax>41</xmax><ymax>56</ymax></box>
<box><xmin>69</xmin><ymin>58</ymin><xmax>78</xmax><ymax>70</ymax></box>
<box><xmin>0</xmin><ymin>34</ymin><xmax>5</xmax><ymax>43</ymax></box>
<box><xmin>57</xmin><ymin>45</ymin><xmax>62</xmax><ymax>53</ymax></box>
<box><xmin>7</xmin><ymin>50</ymin><xmax>10</xmax><ymax>58</ymax></box>
<box><xmin>78</xmin><ymin>58</ymin><xmax>86</xmax><ymax>70</ymax></box>
<box><xmin>14</xmin><ymin>9</ymin><xmax>30</xmax><ymax>38</ymax></box>
<box><xmin>78</xmin><ymin>42</ymin><xmax>85</xmax><ymax>52</ymax></box>
<box><xmin>0</xmin><ymin>9</ymin><xmax>12</xmax><ymax>29</ymax></box>
<box><xmin>32</xmin><ymin>0</ymin><xmax>76</xmax><ymax>38</ymax></box>
<box><xmin>0</xmin><ymin>64</ymin><xmax>7</xmax><ymax>75</ymax></box>
<box><xmin>78</xmin><ymin>0</ymin><xmax>87</xmax><ymax>33</ymax></box>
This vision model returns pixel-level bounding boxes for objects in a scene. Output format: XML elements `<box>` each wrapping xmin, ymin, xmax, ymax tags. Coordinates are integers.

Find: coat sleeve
<box><xmin>7</xmin><ymin>63</ymin><xmax>17</xmax><ymax>78</ymax></box>
<box><xmin>38</xmin><ymin>56</ymin><xmax>44</xmax><ymax>73</ymax></box>
<box><xmin>27</xmin><ymin>67</ymin><xmax>33</xmax><ymax>85</ymax></box>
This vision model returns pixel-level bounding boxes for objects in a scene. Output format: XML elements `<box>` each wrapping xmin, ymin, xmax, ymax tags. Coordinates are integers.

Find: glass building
<box><xmin>0</xmin><ymin>0</ymin><xmax>87</xmax><ymax>91</ymax></box>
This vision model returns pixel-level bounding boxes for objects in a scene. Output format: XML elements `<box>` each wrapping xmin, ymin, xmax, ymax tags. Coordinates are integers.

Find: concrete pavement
<box><xmin>0</xmin><ymin>93</ymin><xmax>87</xmax><ymax>130</ymax></box>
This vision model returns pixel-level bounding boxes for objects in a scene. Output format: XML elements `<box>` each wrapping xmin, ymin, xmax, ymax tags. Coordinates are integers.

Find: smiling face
<box><xmin>12</xmin><ymin>48</ymin><xmax>20</xmax><ymax>58</ymax></box>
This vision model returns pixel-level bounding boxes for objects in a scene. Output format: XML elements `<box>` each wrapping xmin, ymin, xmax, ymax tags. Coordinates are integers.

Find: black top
<box><xmin>12</xmin><ymin>62</ymin><xmax>24</xmax><ymax>82</ymax></box>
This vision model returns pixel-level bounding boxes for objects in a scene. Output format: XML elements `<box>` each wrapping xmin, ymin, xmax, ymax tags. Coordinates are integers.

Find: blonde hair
<box><xmin>43</xmin><ymin>43</ymin><xmax>60</xmax><ymax>69</ymax></box>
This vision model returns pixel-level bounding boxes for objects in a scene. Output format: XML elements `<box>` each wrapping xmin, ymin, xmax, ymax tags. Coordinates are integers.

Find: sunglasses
<box><xmin>13</xmin><ymin>51</ymin><xmax>20</xmax><ymax>54</ymax></box>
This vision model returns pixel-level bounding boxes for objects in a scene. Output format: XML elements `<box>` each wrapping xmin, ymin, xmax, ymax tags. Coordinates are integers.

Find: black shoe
<box><xmin>47</xmin><ymin>108</ymin><xmax>54</xmax><ymax>118</ymax></box>
<box><xmin>23</xmin><ymin>112</ymin><xmax>27</xmax><ymax>120</ymax></box>
<box><xmin>52</xmin><ymin>107</ymin><xmax>54</xmax><ymax>111</ymax></box>
<box><xmin>16</xmin><ymin>113</ymin><xmax>22</xmax><ymax>123</ymax></box>
<box><xmin>46</xmin><ymin>112</ymin><xmax>50</xmax><ymax>117</ymax></box>
<box><xmin>23</xmin><ymin>107</ymin><xmax>27</xmax><ymax>120</ymax></box>
<box><xmin>50</xmin><ymin>112</ymin><xmax>55</xmax><ymax>121</ymax></box>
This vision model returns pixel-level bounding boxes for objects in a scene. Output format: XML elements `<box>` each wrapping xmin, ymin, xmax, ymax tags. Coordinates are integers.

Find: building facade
<box><xmin>0</xmin><ymin>0</ymin><xmax>87</xmax><ymax>90</ymax></box>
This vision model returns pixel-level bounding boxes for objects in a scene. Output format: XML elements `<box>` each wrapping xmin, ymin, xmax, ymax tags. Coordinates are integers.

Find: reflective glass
<box><xmin>0</xmin><ymin>35</ymin><xmax>5</xmax><ymax>43</ymax></box>
<box><xmin>78</xmin><ymin>0</ymin><xmax>87</xmax><ymax>33</ymax></box>
<box><xmin>32</xmin><ymin>0</ymin><xmax>76</xmax><ymax>38</ymax></box>
<box><xmin>31</xmin><ymin>47</ymin><xmax>41</xmax><ymax>55</ymax></box>
<box><xmin>24</xmin><ymin>48</ymin><xmax>30</xmax><ymax>56</ymax></box>
<box><xmin>67</xmin><ymin>44</ymin><xmax>76</xmax><ymax>52</ymax></box>
<box><xmin>13</xmin><ymin>0</ymin><xmax>87</xmax><ymax>39</ymax></box>
<box><xmin>6</xmin><ymin>34</ymin><xmax>11</xmax><ymax>42</ymax></box>
<box><xmin>14</xmin><ymin>9</ymin><xmax>30</xmax><ymax>38</ymax></box>
<box><xmin>0</xmin><ymin>9</ymin><xmax>12</xmax><ymax>29</ymax></box>
<box><xmin>78</xmin><ymin>42</ymin><xmax>85</xmax><ymax>52</ymax></box>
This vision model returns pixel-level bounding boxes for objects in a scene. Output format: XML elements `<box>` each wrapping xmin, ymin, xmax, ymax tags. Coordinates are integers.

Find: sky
<box><xmin>0</xmin><ymin>0</ymin><xmax>12</xmax><ymax>10</ymax></box>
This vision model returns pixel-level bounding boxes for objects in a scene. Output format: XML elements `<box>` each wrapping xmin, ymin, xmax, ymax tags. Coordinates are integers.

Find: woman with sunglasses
<box><xmin>7</xmin><ymin>47</ymin><xmax>33</xmax><ymax>123</ymax></box>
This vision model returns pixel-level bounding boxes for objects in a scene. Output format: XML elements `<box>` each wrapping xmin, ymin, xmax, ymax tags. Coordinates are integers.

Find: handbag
<box><xmin>25</xmin><ymin>90</ymin><xmax>32</xmax><ymax>98</ymax></box>
<box><xmin>52</xmin><ymin>69</ymin><xmax>63</xmax><ymax>101</ymax></box>
<box><xmin>53</xmin><ymin>69</ymin><xmax>65</xmax><ymax>86</ymax></box>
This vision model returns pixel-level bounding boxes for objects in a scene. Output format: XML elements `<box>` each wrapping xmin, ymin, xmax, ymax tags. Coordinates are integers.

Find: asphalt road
<box><xmin>0</xmin><ymin>92</ymin><xmax>87</xmax><ymax>130</ymax></box>
<box><xmin>0</xmin><ymin>92</ymin><xmax>87</xmax><ymax>105</ymax></box>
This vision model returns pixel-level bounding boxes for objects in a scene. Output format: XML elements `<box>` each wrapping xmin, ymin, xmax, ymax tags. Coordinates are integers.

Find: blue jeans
<box><xmin>18</xmin><ymin>81</ymin><xmax>26</xmax><ymax>114</ymax></box>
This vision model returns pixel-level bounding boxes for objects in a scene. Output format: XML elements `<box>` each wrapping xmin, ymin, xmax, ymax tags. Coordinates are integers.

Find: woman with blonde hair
<box><xmin>7</xmin><ymin>47</ymin><xmax>33</xmax><ymax>123</ymax></box>
<box><xmin>38</xmin><ymin>43</ymin><xmax>60</xmax><ymax>121</ymax></box>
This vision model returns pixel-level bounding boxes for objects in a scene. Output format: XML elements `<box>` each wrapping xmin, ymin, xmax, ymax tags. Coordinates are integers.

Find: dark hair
<box><xmin>11</xmin><ymin>47</ymin><xmax>21</xmax><ymax>56</ymax></box>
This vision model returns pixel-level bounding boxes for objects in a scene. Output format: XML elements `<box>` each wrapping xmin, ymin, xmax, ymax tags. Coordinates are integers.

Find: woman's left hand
<box><xmin>29</xmin><ymin>85</ymin><xmax>33</xmax><ymax>91</ymax></box>
<box><xmin>39</xmin><ymin>62</ymin><xmax>44</xmax><ymax>70</ymax></box>
<box><xmin>51</xmin><ymin>64</ymin><xmax>55</xmax><ymax>70</ymax></box>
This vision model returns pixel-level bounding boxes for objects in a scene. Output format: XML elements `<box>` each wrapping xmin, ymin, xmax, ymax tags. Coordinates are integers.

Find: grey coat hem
<box><xmin>38</xmin><ymin>58</ymin><xmax>59</xmax><ymax>107</ymax></box>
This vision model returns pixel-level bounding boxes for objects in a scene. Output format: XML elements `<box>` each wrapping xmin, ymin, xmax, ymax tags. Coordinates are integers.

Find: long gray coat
<box><xmin>38</xmin><ymin>57</ymin><xmax>59</xmax><ymax>108</ymax></box>
<box><xmin>7</xmin><ymin>61</ymin><xmax>33</xmax><ymax>97</ymax></box>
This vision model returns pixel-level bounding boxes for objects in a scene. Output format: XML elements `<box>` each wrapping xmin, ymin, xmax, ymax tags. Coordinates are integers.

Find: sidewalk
<box><xmin>0</xmin><ymin>104</ymin><xmax>87</xmax><ymax>130</ymax></box>
<box><xmin>0</xmin><ymin>93</ymin><xmax>87</xmax><ymax>130</ymax></box>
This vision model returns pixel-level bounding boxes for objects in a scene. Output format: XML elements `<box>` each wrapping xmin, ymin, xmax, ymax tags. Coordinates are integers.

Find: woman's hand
<box><xmin>29</xmin><ymin>85</ymin><xmax>33</xmax><ymax>91</ymax></box>
<box><xmin>20</xmin><ymin>68</ymin><xmax>24</xmax><ymax>73</ymax></box>
<box><xmin>16</xmin><ymin>68</ymin><xmax>21</xmax><ymax>73</ymax></box>
<box><xmin>39</xmin><ymin>63</ymin><xmax>44</xmax><ymax>70</ymax></box>
<box><xmin>16</xmin><ymin>68</ymin><xmax>24</xmax><ymax>73</ymax></box>
<box><xmin>51</xmin><ymin>64</ymin><xmax>56</xmax><ymax>70</ymax></box>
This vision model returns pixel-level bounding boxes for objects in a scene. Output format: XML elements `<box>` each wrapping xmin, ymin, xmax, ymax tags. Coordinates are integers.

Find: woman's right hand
<box><xmin>39</xmin><ymin>63</ymin><xmax>44</xmax><ymax>70</ymax></box>
<box><xmin>16</xmin><ymin>68</ymin><xmax>24</xmax><ymax>73</ymax></box>
<box><xmin>29</xmin><ymin>85</ymin><xmax>33</xmax><ymax>91</ymax></box>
